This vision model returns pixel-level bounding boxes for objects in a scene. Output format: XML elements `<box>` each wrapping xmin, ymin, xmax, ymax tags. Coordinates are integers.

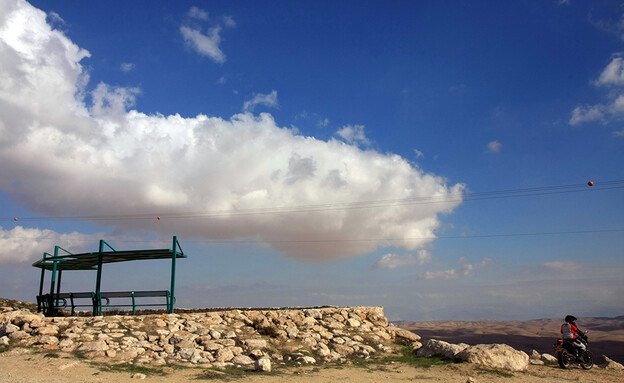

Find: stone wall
<box><xmin>0</xmin><ymin>304</ymin><xmax>420</xmax><ymax>371</ymax></box>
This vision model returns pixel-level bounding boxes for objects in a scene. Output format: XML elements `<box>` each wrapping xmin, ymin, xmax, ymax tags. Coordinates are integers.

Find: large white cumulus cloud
<box><xmin>0</xmin><ymin>0</ymin><xmax>464</xmax><ymax>262</ymax></box>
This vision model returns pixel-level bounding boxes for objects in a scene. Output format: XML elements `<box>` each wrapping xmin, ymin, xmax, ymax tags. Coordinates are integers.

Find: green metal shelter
<box><xmin>32</xmin><ymin>236</ymin><xmax>187</xmax><ymax>317</ymax></box>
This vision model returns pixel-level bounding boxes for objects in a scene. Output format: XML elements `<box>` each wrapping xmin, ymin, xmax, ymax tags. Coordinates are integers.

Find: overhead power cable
<box><xmin>6</xmin><ymin>228</ymin><xmax>624</xmax><ymax>244</ymax></box>
<box><xmin>3</xmin><ymin>180</ymin><xmax>623</xmax><ymax>222</ymax></box>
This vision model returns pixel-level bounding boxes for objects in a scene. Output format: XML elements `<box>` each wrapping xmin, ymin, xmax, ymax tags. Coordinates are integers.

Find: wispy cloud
<box><xmin>542</xmin><ymin>260</ymin><xmax>582</xmax><ymax>273</ymax></box>
<box><xmin>180</xmin><ymin>7</ymin><xmax>235</xmax><ymax>63</ymax></box>
<box><xmin>336</xmin><ymin>125</ymin><xmax>370</xmax><ymax>146</ymax></box>
<box><xmin>569</xmin><ymin>104</ymin><xmax>607</xmax><ymax>125</ymax></box>
<box><xmin>589</xmin><ymin>7</ymin><xmax>624</xmax><ymax>42</ymax></box>
<box><xmin>595</xmin><ymin>56</ymin><xmax>624</xmax><ymax>87</ymax></box>
<box><xmin>570</xmin><ymin>10</ymin><xmax>624</xmax><ymax>133</ymax></box>
<box><xmin>419</xmin><ymin>257</ymin><xmax>492</xmax><ymax>280</ymax></box>
<box><xmin>120</xmin><ymin>62</ymin><xmax>135</xmax><ymax>73</ymax></box>
<box><xmin>47</xmin><ymin>11</ymin><xmax>65</xmax><ymax>26</ymax></box>
<box><xmin>243</xmin><ymin>90</ymin><xmax>279</xmax><ymax>112</ymax></box>
<box><xmin>222</xmin><ymin>15</ymin><xmax>236</xmax><ymax>28</ymax></box>
<box><xmin>487</xmin><ymin>140</ymin><xmax>502</xmax><ymax>153</ymax></box>
<box><xmin>180</xmin><ymin>25</ymin><xmax>225</xmax><ymax>63</ymax></box>
<box><xmin>372</xmin><ymin>250</ymin><xmax>432</xmax><ymax>269</ymax></box>
<box><xmin>188</xmin><ymin>6</ymin><xmax>209</xmax><ymax>21</ymax></box>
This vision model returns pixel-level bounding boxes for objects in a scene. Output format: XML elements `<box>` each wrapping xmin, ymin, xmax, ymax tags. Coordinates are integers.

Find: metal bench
<box><xmin>98</xmin><ymin>290</ymin><xmax>172</xmax><ymax>315</ymax></box>
<box><xmin>37</xmin><ymin>292</ymin><xmax>95</xmax><ymax>316</ymax></box>
<box><xmin>37</xmin><ymin>290</ymin><xmax>172</xmax><ymax>316</ymax></box>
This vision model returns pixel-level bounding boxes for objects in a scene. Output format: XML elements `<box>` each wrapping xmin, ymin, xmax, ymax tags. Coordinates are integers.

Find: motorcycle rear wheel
<box><xmin>557</xmin><ymin>350</ymin><xmax>573</xmax><ymax>369</ymax></box>
<box><xmin>579</xmin><ymin>350</ymin><xmax>594</xmax><ymax>370</ymax></box>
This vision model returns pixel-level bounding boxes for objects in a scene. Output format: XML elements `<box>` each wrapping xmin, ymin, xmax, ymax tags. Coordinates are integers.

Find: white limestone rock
<box><xmin>416</xmin><ymin>339</ymin><xmax>469</xmax><ymax>360</ymax></box>
<box><xmin>215</xmin><ymin>348</ymin><xmax>234</xmax><ymax>362</ymax></box>
<box><xmin>390</xmin><ymin>326</ymin><xmax>421</xmax><ymax>342</ymax></box>
<box><xmin>255</xmin><ymin>358</ymin><xmax>271</xmax><ymax>372</ymax></box>
<box><xmin>541</xmin><ymin>353</ymin><xmax>557</xmax><ymax>364</ymax></box>
<box><xmin>232</xmin><ymin>354</ymin><xmax>254</xmax><ymax>366</ymax></box>
<box><xmin>456</xmin><ymin>344</ymin><xmax>529</xmax><ymax>372</ymax></box>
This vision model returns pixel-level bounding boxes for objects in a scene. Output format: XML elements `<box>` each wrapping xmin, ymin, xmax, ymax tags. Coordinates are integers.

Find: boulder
<box><xmin>8</xmin><ymin>330</ymin><xmax>29</xmax><ymax>341</ymax></box>
<box><xmin>456</xmin><ymin>344</ymin><xmax>529</xmax><ymax>372</ymax></box>
<box><xmin>529</xmin><ymin>349</ymin><xmax>541</xmax><ymax>360</ymax></box>
<box><xmin>232</xmin><ymin>354</ymin><xmax>254</xmax><ymax>366</ymax></box>
<box><xmin>316</xmin><ymin>343</ymin><xmax>331</xmax><ymax>357</ymax></box>
<box><xmin>541</xmin><ymin>353</ymin><xmax>557</xmax><ymax>364</ymax></box>
<box><xmin>332</xmin><ymin>344</ymin><xmax>354</xmax><ymax>356</ymax></box>
<box><xmin>299</xmin><ymin>355</ymin><xmax>316</xmax><ymax>364</ymax></box>
<box><xmin>1</xmin><ymin>323</ymin><xmax>19</xmax><ymax>335</ymax></box>
<box><xmin>600</xmin><ymin>355</ymin><xmax>624</xmax><ymax>370</ymax></box>
<box><xmin>178</xmin><ymin>347</ymin><xmax>199</xmax><ymax>360</ymax></box>
<box><xmin>78</xmin><ymin>340</ymin><xmax>109</xmax><ymax>352</ymax></box>
<box><xmin>35</xmin><ymin>335</ymin><xmax>59</xmax><ymax>345</ymax></box>
<box><xmin>215</xmin><ymin>348</ymin><xmax>234</xmax><ymax>362</ymax></box>
<box><xmin>249</xmin><ymin>349</ymin><xmax>264</xmax><ymax>359</ymax></box>
<box><xmin>389</xmin><ymin>326</ymin><xmax>421</xmax><ymax>342</ymax></box>
<box><xmin>255</xmin><ymin>358</ymin><xmax>271</xmax><ymax>372</ymax></box>
<box><xmin>9</xmin><ymin>311</ymin><xmax>42</xmax><ymax>326</ymax></box>
<box><xmin>0</xmin><ymin>336</ymin><xmax>9</xmax><ymax>346</ymax></box>
<box><xmin>209</xmin><ymin>330</ymin><xmax>221</xmax><ymax>339</ymax></box>
<box><xmin>58</xmin><ymin>338</ymin><xmax>75</xmax><ymax>350</ymax></box>
<box><xmin>374</xmin><ymin>331</ymin><xmax>392</xmax><ymax>340</ymax></box>
<box><xmin>201</xmin><ymin>341</ymin><xmax>224</xmax><ymax>351</ymax></box>
<box><xmin>416</xmin><ymin>339</ymin><xmax>469</xmax><ymax>360</ymax></box>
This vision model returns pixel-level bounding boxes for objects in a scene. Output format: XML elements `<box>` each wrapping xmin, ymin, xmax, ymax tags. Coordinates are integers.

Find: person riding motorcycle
<box><xmin>561</xmin><ymin>315</ymin><xmax>586</xmax><ymax>355</ymax></box>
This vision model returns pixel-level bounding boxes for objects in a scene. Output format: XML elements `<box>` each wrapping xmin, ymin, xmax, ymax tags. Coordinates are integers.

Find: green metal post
<box><xmin>48</xmin><ymin>260</ymin><xmax>58</xmax><ymax>316</ymax></box>
<box><xmin>94</xmin><ymin>240</ymin><xmax>104</xmax><ymax>316</ymax></box>
<box><xmin>56</xmin><ymin>270</ymin><xmax>62</xmax><ymax>304</ymax></box>
<box><xmin>169</xmin><ymin>236</ymin><xmax>177</xmax><ymax>313</ymax></box>
<box><xmin>37</xmin><ymin>253</ymin><xmax>48</xmax><ymax>313</ymax></box>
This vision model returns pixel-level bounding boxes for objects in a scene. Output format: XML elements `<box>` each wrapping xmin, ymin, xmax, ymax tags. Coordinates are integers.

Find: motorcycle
<box><xmin>553</xmin><ymin>331</ymin><xmax>594</xmax><ymax>370</ymax></box>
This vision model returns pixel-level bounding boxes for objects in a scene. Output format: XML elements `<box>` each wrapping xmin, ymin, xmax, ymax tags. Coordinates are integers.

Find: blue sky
<box><xmin>0</xmin><ymin>0</ymin><xmax>622</xmax><ymax>321</ymax></box>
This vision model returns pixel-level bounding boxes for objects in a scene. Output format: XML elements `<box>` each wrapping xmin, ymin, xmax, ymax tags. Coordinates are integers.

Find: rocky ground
<box><xmin>1</xmin><ymin>298</ymin><xmax>623</xmax><ymax>382</ymax></box>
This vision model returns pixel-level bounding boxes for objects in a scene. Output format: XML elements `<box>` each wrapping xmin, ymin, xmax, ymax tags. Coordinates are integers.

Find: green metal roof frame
<box><xmin>32</xmin><ymin>247</ymin><xmax>186</xmax><ymax>271</ymax></box>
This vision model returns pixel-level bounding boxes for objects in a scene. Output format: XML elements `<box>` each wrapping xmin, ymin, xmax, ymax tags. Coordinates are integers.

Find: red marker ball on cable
<box><xmin>157</xmin><ymin>216</ymin><xmax>161</xmax><ymax>220</ymax></box>
<box><xmin>14</xmin><ymin>217</ymin><xmax>18</xmax><ymax>221</ymax></box>
<box><xmin>587</xmin><ymin>181</ymin><xmax>594</xmax><ymax>187</ymax></box>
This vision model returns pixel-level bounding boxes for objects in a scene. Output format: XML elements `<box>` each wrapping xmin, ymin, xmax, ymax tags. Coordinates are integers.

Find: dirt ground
<box><xmin>1</xmin><ymin>347</ymin><xmax>623</xmax><ymax>383</ymax></box>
